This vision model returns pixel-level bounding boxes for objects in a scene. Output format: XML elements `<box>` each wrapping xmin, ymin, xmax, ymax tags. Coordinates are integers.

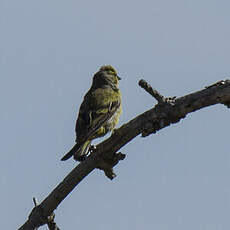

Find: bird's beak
<box><xmin>117</xmin><ymin>75</ymin><xmax>122</xmax><ymax>80</ymax></box>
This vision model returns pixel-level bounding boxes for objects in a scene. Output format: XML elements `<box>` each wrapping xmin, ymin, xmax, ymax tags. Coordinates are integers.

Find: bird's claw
<box><xmin>89</xmin><ymin>145</ymin><xmax>97</xmax><ymax>152</ymax></box>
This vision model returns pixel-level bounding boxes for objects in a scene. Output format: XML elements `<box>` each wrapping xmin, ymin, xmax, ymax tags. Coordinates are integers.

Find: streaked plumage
<box><xmin>61</xmin><ymin>65</ymin><xmax>122</xmax><ymax>161</ymax></box>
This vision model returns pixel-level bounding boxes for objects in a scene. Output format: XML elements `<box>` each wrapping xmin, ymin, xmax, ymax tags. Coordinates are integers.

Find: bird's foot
<box><xmin>89</xmin><ymin>145</ymin><xmax>97</xmax><ymax>152</ymax></box>
<box><xmin>112</xmin><ymin>128</ymin><xmax>117</xmax><ymax>134</ymax></box>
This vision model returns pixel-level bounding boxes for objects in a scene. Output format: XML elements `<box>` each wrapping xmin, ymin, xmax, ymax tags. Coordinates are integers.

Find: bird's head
<box><xmin>92</xmin><ymin>65</ymin><xmax>121</xmax><ymax>89</ymax></box>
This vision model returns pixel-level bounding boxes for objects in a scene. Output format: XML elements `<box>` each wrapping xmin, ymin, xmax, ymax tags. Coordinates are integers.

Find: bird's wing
<box><xmin>61</xmin><ymin>101</ymin><xmax>120</xmax><ymax>161</ymax></box>
<box><xmin>85</xmin><ymin>100</ymin><xmax>120</xmax><ymax>140</ymax></box>
<box><xmin>76</xmin><ymin>88</ymin><xmax>121</xmax><ymax>143</ymax></box>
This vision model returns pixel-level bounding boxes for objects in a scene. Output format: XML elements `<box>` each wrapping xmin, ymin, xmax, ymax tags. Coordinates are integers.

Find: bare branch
<box><xmin>139</xmin><ymin>79</ymin><xmax>166</xmax><ymax>103</ymax></box>
<box><xmin>19</xmin><ymin>79</ymin><xmax>230</xmax><ymax>229</ymax></box>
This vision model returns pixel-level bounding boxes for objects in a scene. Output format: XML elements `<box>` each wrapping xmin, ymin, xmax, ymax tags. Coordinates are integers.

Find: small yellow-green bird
<box><xmin>61</xmin><ymin>65</ymin><xmax>122</xmax><ymax>161</ymax></box>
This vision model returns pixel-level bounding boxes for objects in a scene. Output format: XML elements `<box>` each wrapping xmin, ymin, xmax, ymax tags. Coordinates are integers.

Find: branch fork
<box><xmin>139</xmin><ymin>79</ymin><xmax>180</xmax><ymax>137</ymax></box>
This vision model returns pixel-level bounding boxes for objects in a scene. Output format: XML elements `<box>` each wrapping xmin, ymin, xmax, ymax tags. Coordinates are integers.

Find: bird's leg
<box><xmin>112</xmin><ymin>128</ymin><xmax>117</xmax><ymax>134</ymax></box>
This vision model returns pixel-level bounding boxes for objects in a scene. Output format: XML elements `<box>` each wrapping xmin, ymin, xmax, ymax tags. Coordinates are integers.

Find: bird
<box><xmin>61</xmin><ymin>65</ymin><xmax>122</xmax><ymax>161</ymax></box>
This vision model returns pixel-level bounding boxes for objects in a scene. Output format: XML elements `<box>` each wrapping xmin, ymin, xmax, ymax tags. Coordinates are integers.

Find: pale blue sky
<box><xmin>1</xmin><ymin>0</ymin><xmax>230</xmax><ymax>229</ymax></box>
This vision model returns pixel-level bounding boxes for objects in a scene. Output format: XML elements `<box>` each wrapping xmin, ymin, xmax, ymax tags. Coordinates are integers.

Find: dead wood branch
<box><xmin>19</xmin><ymin>79</ymin><xmax>230</xmax><ymax>229</ymax></box>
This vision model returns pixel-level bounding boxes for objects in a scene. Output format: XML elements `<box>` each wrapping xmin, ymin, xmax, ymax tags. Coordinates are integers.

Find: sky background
<box><xmin>1</xmin><ymin>0</ymin><xmax>230</xmax><ymax>229</ymax></box>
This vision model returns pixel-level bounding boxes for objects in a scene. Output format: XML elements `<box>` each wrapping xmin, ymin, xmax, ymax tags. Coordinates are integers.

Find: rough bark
<box><xmin>19</xmin><ymin>79</ymin><xmax>230</xmax><ymax>230</ymax></box>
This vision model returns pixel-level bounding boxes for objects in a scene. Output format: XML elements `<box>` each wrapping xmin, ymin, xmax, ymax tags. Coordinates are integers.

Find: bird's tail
<box><xmin>61</xmin><ymin>140</ymin><xmax>91</xmax><ymax>161</ymax></box>
<box><xmin>74</xmin><ymin>140</ymin><xmax>91</xmax><ymax>161</ymax></box>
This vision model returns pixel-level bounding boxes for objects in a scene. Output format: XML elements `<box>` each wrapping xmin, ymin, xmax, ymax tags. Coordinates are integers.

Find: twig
<box><xmin>33</xmin><ymin>197</ymin><xmax>38</xmax><ymax>207</ymax></box>
<box><xmin>47</xmin><ymin>213</ymin><xmax>60</xmax><ymax>230</ymax></box>
<box><xmin>97</xmin><ymin>152</ymin><xmax>126</xmax><ymax>180</ymax></box>
<box><xmin>139</xmin><ymin>79</ymin><xmax>165</xmax><ymax>104</ymax></box>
